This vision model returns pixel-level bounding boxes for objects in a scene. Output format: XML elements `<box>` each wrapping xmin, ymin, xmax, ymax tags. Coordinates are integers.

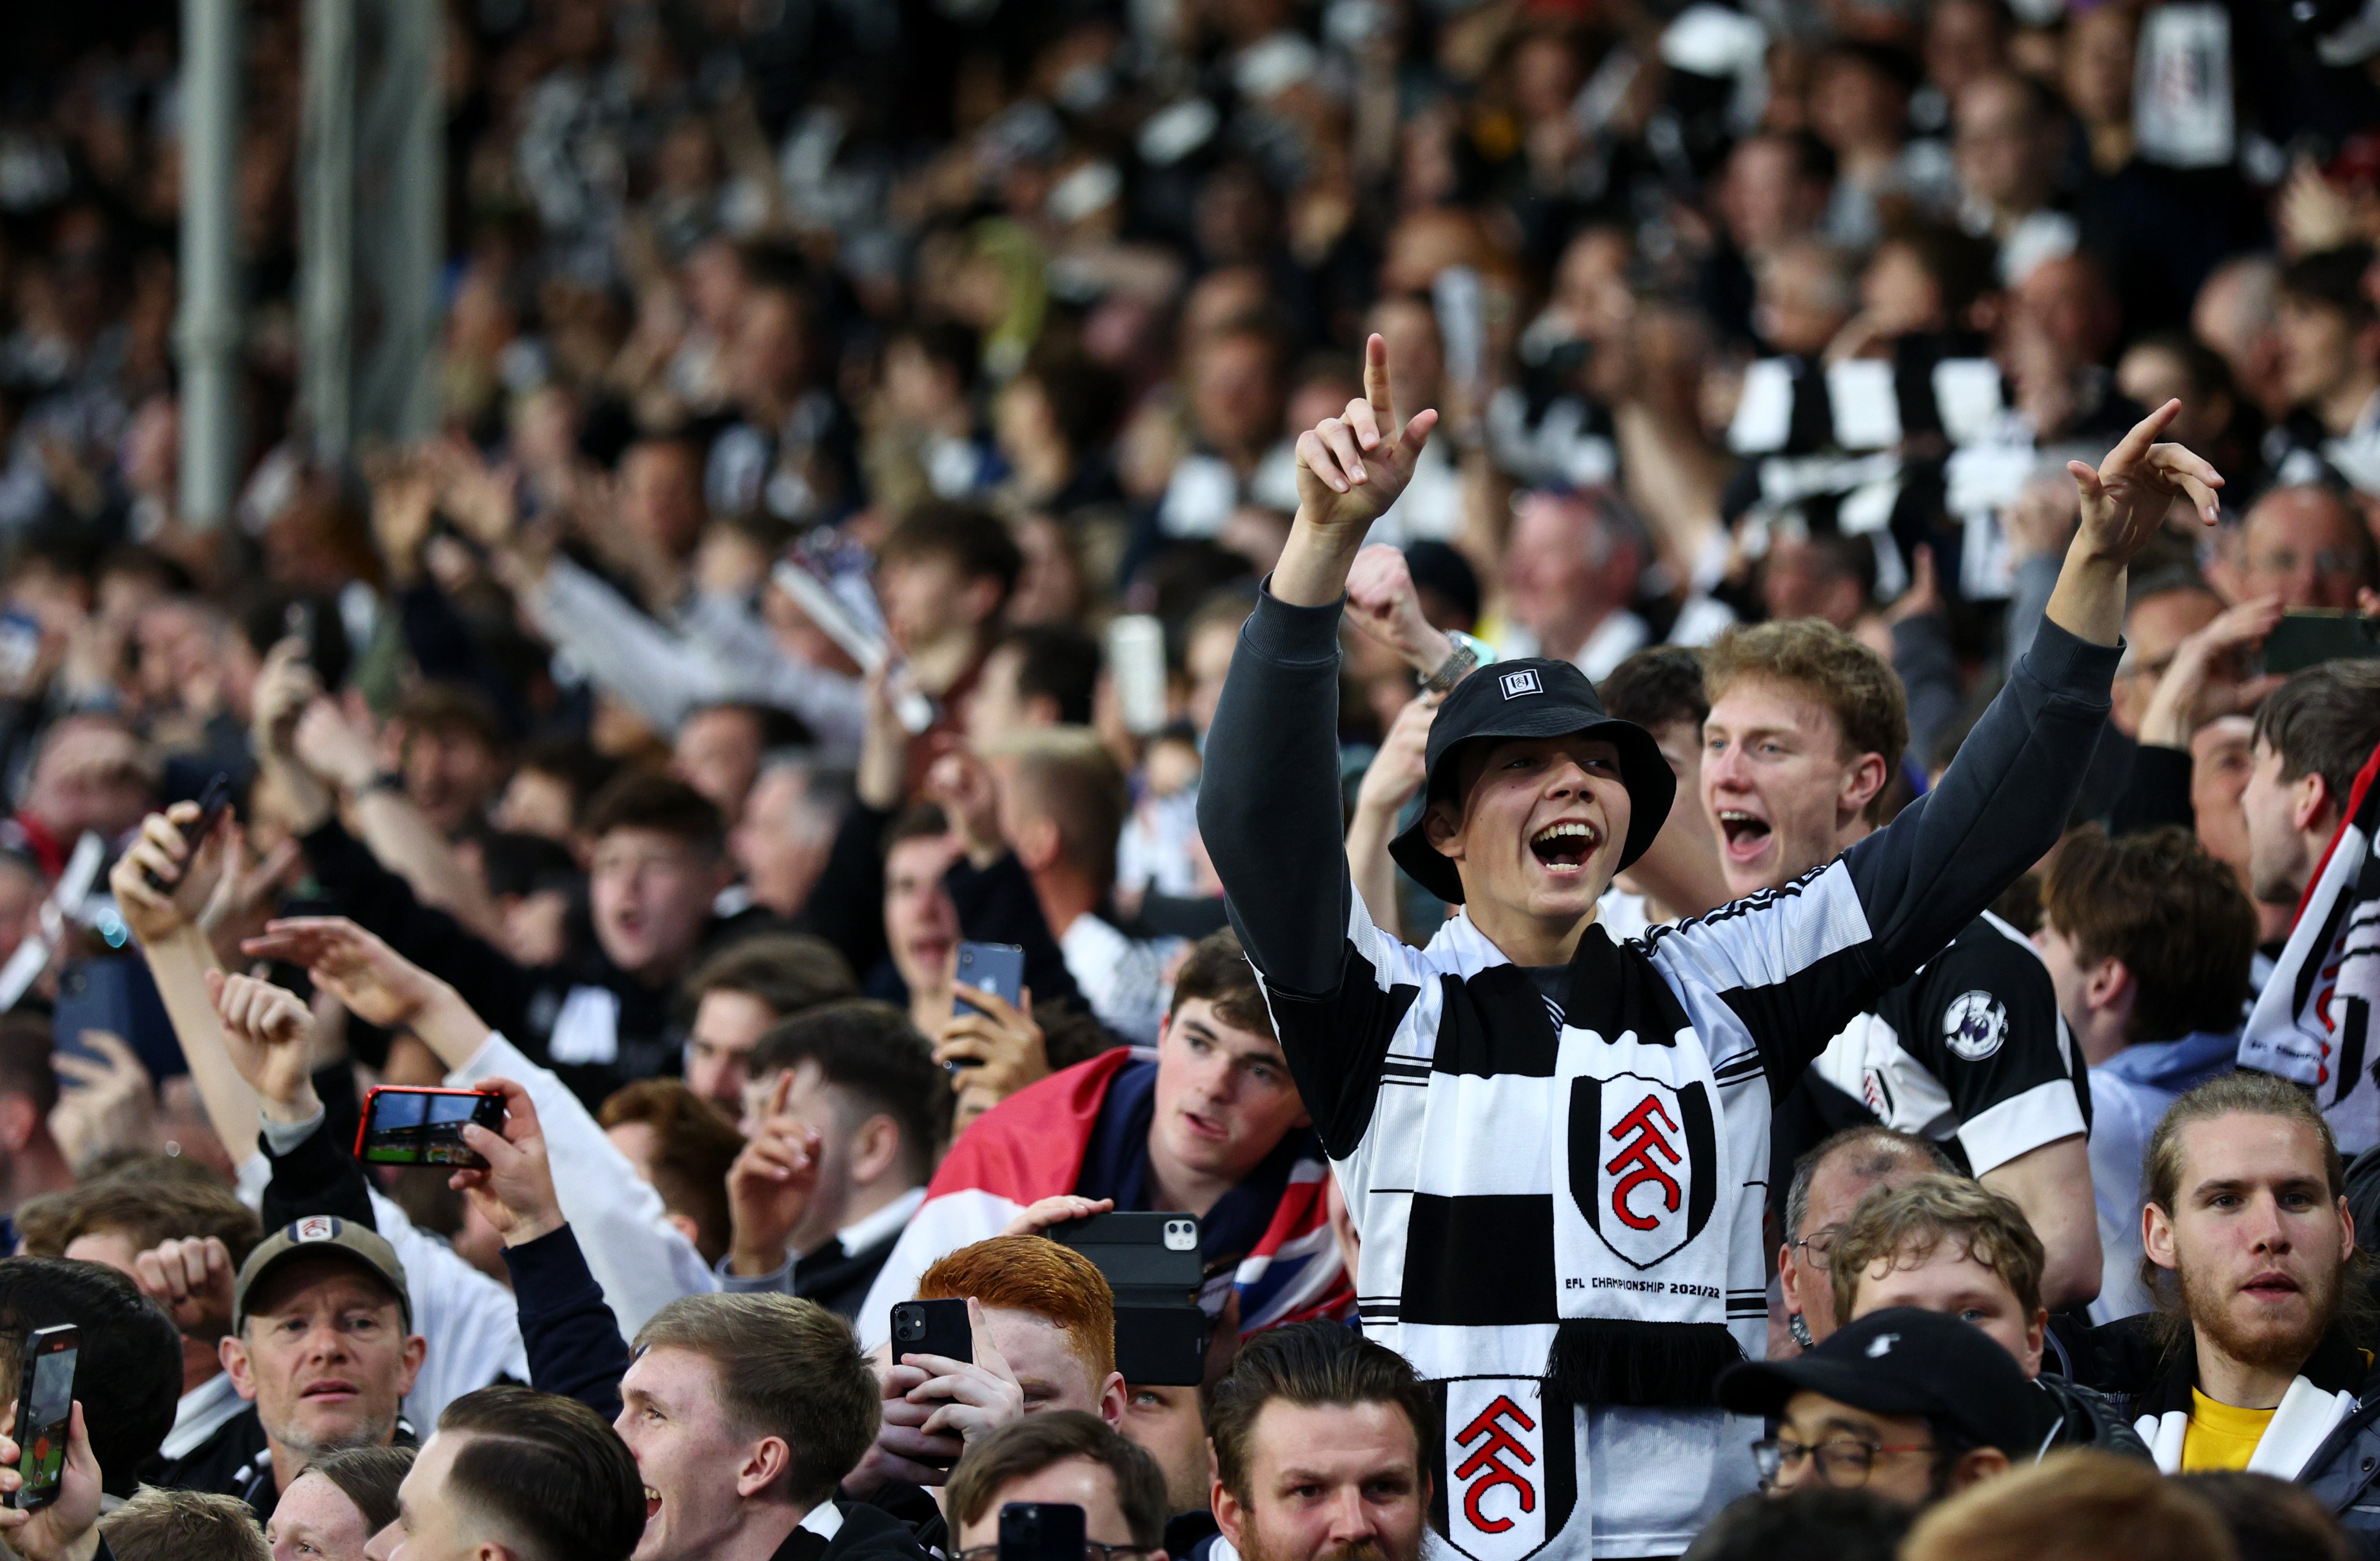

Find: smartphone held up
<box><xmin>356</xmin><ymin>1086</ymin><xmax>506</xmax><ymax>1169</ymax></box>
<box><xmin>10</xmin><ymin>1324</ymin><xmax>76</xmax><ymax>1512</ymax></box>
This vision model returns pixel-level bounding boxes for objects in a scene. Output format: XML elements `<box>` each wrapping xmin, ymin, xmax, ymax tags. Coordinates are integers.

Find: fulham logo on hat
<box><xmin>293</xmin><ymin>1216</ymin><xmax>339</xmax><ymax>1244</ymax></box>
<box><xmin>1500</xmin><ymin>669</ymin><xmax>1542</xmax><ymax>699</ymax></box>
<box><xmin>1866</xmin><ymin>1333</ymin><xmax>1898</xmax><ymax>1358</ymax></box>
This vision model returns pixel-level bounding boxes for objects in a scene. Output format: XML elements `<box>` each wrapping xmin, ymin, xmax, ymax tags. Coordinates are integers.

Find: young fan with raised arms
<box><xmin>1197</xmin><ymin>332</ymin><xmax>2223</xmax><ymax>1556</ymax></box>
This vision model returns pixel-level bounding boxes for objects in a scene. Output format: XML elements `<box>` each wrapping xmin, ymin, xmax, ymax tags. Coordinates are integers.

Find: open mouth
<box><xmin>1529</xmin><ymin>822</ymin><xmax>1598</xmax><ymax>872</ymax></box>
<box><xmin>2242</xmin><ymin>1271</ymin><xmax>2302</xmax><ymax>1302</ymax></box>
<box><xmin>1180</xmin><ymin>1109</ymin><xmax>1227</xmax><ymax>1142</ymax></box>
<box><xmin>645</xmin><ymin>1485</ymin><xmax>662</xmax><ymax>1520</ymax></box>
<box><xmin>1716</xmin><ymin>810</ymin><xmax>1772</xmax><ymax>861</ymax></box>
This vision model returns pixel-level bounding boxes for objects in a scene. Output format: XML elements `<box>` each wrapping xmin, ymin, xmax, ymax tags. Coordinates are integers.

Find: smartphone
<box><xmin>1053</xmin><ymin>1212</ymin><xmax>1210</xmax><ymax>1387</ymax></box>
<box><xmin>888</xmin><ymin>1298</ymin><xmax>973</xmax><ymax>1366</ymax></box>
<box><xmin>52</xmin><ymin>961</ymin><xmax>137</xmax><ymax>1071</ymax></box>
<box><xmin>0</xmin><ymin>611</ymin><xmax>42</xmax><ymax>692</ymax></box>
<box><xmin>185</xmin><ymin>773</ymin><xmax>234</xmax><ymax>846</ymax></box>
<box><xmin>2264</xmin><ymin>611</ymin><xmax>2380</xmax><ymax>676</ymax></box>
<box><xmin>1110</xmin><ymin>1306</ymin><xmax>1213</xmax><ymax>1387</ymax></box>
<box><xmin>999</xmin><ymin>1502</ymin><xmax>1087</xmax><ymax>1561</ymax></box>
<box><xmin>10</xmin><ymin>1325</ymin><xmax>76</xmax><ymax>1512</ymax></box>
<box><xmin>354</xmin><ymin>1086</ymin><xmax>506</xmax><ymax>1168</ymax></box>
<box><xmin>1052</xmin><ymin>1212</ymin><xmax>1202</xmax><ymax>1291</ymax></box>
<box><xmin>1106</xmin><ymin>615</ymin><xmax>1169</xmax><ymax>736</ymax></box>
<box><xmin>284</xmin><ymin>600</ymin><xmax>318</xmax><ymax>669</ymax></box>
<box><xmin>52</xmin><ymin>956</ymin><xmax>181</xmax><ymax>1084</ymax></box>
<box><xmin>954</xmin><ymin>942</ymin><xmax>1027</xmax><ymax>1020</ymax></box>
<box><xmin>144</xmin><ymin>772</ymin><xmax>232</xmax><ymax>893</ymax></box>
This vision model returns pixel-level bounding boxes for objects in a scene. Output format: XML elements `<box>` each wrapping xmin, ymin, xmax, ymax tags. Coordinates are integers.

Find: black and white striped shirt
<box><xmin>1200</xmin><ymin>588</ymin><xmax>2120</xmax><ymax>1559</ymax></box>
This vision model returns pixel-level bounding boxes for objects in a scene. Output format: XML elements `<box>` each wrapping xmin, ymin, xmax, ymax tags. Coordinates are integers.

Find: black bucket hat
<box><xmin>1387</xmin><ymin>657</ymin><xmax>1675</xmax><ymax>904</ymax></box>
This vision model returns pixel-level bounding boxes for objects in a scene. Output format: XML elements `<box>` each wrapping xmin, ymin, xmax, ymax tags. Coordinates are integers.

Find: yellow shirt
<box><xmin>2182</xmin><ymin>1388</ymin><xmax>2277</xmax><ymax>1471</ymax></box>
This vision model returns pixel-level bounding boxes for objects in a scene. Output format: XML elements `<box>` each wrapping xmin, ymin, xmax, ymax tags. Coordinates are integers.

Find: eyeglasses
<box><xmin>1752</xmin><ymin>1436</ymin><xmax>1938</xmax><ymax>1490</ymax></box>
<box><xmin>1791</xmin><ymin>1225</ymin><xmax>1843</xmax><ymax>1270</ymax></box>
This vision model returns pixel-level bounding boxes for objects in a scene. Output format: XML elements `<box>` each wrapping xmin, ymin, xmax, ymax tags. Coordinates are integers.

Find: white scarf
<box><xmin>2135</xmin><ymin>1375</ymin><xmax>2358</xmax><ymax>1477</ymax></box>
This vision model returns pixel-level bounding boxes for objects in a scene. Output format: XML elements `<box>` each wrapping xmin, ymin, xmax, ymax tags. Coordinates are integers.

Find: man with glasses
<box><xmin>948</xmin><ymin>1413</ymin><xmax>1171</xmax><ymax>1561</ymax></box>
<box><xmin>1718</xmin><ymin>1307</ymin><xmax>2033</xmax><ymax>1510</ymax></box>
<box><xmin>1779</xmin><ymin>1126</ymin><xmax>1950</xmax><ymax>1350</ymax></box>
<box><xmin>2230</xmin><ymin>486</ymin><xmax>2379</xmax><ymax>610</ymax></box>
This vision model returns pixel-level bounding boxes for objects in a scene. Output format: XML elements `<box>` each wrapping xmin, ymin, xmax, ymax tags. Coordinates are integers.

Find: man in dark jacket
<box><xmin>718</xmin><ymin>1001</ymin><xmax>942</xmax><ymax>1320</ymax></box>
<box><xmin>2113</xmin><ymin>1072</ymin><xmax>2380</xmax><ymax>1537</ymax></box>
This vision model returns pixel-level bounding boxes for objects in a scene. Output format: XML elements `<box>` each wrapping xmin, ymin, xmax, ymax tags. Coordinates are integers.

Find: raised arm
<box><xmin>109</xmin><ymin>807</ymin><xmax>260</xmax><ymax>1162</ymax></box>
<box><xmin>1200</xmin><ymin>335</ymin><xmax>1438</xmax><ymax>995</ymax></box>
<box><xmin>289</xmin><ymin>696</ymin><xmax>505</xmax><ymax>940</ymax></box>
<box><xmin>241</xmin><ymin>916</ymin><xmax>717</xmax><ymax>1333</ymax></box>
<box><xmin>448</xmin><ymin>1076</ymin><xmax>633</xmax><ymax>1419</ymax></box>
<box><xmin>1841</xmin><ymin>403</ymin><xmax>2220</xmax><ymax>990</ymax></box>
<box><xmin>1659</xmin><ymin>402</ymin><xmax>2226</xmax><ymax>1075</ymax></box>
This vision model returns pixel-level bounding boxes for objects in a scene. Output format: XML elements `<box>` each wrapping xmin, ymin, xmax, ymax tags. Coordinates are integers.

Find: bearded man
<box><xmin>2127</xmin><ymin>1072</ymin><xmax>2380</xmax><ymax>1535</ymax></box>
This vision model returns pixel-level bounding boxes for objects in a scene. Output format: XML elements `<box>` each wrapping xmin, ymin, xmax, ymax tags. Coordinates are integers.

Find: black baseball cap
<box><xmin>1715</xmin><ymin>1307</ymin><xmax>2035</xmax><ymax>1456</ymax></box>
<box><xmin>1388</xmin><ymin>656</ymin><xmax>1675</xmax><ymax>904</ymax></box>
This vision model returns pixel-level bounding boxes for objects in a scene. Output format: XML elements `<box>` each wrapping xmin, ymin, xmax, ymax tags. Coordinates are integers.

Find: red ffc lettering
<box><xmin>1454</xmin><ymin>1395</ymin><xmax>1537</xmax><ymax>1534</ymax></box>
<box><xmin>1604</xmin><ymin>1096</ymin><xmax>1683</xmax><ymax>1231</ymax></box>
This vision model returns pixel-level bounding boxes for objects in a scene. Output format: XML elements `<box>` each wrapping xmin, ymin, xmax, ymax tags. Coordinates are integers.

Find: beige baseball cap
<box><xmin>232</xmin><ymin>1215</ymin><xmax>411</xmax><ymax>1332</ymax></box>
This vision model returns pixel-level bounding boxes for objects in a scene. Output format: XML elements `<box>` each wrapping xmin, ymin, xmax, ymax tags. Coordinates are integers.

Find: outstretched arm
<box><xmin>110</xmin><ymin>807</ymin><xmax>260</xmax><ymax>1162</ymax></box>
<box><xmin>1201</xmin><ymin>335</ymin><xmax>1439</xmax><ymax>996</ymax></box>
<box><xmin>2043</xmin><ymin>398</ymin><xmax>2223</xmax><ymax>647</ymax></box>
<box><xmin>1657</xmin><ymin>402</ymin><xmax>2227</xmax><ymax>1081</ymax></box>
<box><xmin>242</xmin><ymin>916</ymin><xmax>717</xmax><ymax>1333</ymax></box>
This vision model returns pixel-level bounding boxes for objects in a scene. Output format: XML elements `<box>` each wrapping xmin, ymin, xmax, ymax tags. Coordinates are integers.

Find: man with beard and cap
<box><xmin>1199</xmin><ymin>338</ymin><xmax>2223</xmax><ymax>1555</ymax></box>
<box><xmin>2121</xmin><ymin>1072</ymin><xmax>2380</xmax><ymax>1537</ymax></box>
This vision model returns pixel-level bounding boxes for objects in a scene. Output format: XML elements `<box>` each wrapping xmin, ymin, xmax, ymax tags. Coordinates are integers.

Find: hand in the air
<box><xmin>2066</xmin><ymin>399</ymin><xmax>2223</xmax><ymax>565</ymax></box>
<box><xmin>1294</xmin><ymin>334</ymin><xmax>1440</xmax><ymax>536</ymax></box>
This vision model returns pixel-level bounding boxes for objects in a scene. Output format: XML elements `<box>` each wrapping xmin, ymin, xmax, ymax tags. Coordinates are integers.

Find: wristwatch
<box><xmin>1421</xmin><ymin>631</ymin><xmax>1495</xmax><ymax>695</ymax></box>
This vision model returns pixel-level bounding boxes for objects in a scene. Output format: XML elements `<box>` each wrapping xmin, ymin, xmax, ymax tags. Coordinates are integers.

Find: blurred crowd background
<box><xmin>0</xmin><ymin>0</ymin><xmax>2371</xmax><ymax>1118</ymax></box>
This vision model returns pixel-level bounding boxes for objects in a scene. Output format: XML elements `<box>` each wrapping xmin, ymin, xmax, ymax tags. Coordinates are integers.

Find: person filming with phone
<box><xmin>855</xmin><ymin>930</ymin><xmax>1348</xmax><ymax>1356</ymax></box>
<box><xmin>848</xmin><ymin>1236</ymin><xmax>1126</xmax><ymax>1504</ymax></box>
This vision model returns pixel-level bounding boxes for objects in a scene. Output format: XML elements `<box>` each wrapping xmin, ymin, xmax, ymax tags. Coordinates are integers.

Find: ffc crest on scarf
<box><xmin>2239</xmin><ymin>737</ymin><xmax>2380</xmax><ymax>1152</ymax></box>
<box><xmin>851</xmin><ymin>1049</ymin><xmax>1350</xmax><ymax>1352</ymax></box>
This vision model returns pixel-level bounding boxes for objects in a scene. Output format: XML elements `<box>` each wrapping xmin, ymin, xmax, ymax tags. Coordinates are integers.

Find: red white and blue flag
<box><xmin>2239</xmin><ymin>737</ymin><xmax>2380</xmax><ymax>1152</ymax></box>
<box><xmin>855</xmin><ymin>1048</ymin><xmax>1351</xmax><ymax>1351</ymax></box>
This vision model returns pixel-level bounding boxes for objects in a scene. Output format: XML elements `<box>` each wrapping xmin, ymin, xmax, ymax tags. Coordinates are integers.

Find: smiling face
<box><xmin>614</xmin><ymin>1346</ymin><xmax>754</xmax><ymax>1561</ymax></box>
<box><xmin>223</xmin><ymin>1257</ymin><xmax>424</xmax><ymax>1468</ymax></box>
<box><xmin>1424</xmin><ymin>735</ymin><xmax>1630</xmax><ymax>929</ymax></box>
<box><xmin>1702</xmin><ymin>676</ymin><xmax>1880</xmax><ymax>898</ymax></box>
<box><xmin>2148</xmin><ymin>1112</ymin><xmax>2354</xmax><ymax>1379</ymax></box>
<box><xmin>1150</xmin><ymin>997</ymin><xmax>1309</xmax><ymax>1188</ymax></box>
